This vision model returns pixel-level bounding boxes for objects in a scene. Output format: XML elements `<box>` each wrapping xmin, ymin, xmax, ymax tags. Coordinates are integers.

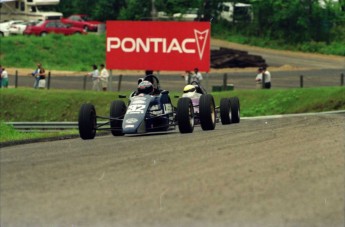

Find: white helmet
<box><xmin>182</xmin><ymin>84</ymin><xmax>196</xmax><ymax>98</ymax></box>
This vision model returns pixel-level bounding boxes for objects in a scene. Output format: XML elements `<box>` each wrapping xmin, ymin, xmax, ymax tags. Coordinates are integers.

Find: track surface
<box><xmin>1</xmin><ymin>114</ymin><xmax>344</xmax><ymax>226</ymax></box>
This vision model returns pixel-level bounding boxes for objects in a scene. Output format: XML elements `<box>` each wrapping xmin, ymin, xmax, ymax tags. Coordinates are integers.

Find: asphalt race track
<box><xmin>1</xmin><ymin>113</ymin><xmax>344</xmax><ymax>226</ymax></box>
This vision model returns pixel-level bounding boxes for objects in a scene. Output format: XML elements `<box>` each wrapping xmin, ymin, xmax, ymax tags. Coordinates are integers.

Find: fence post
<box><xmin>118</xmin><ymin>74</ymin><xmax>123</xmax><ymax>91</ymax></box>
<box><xmin>223</xmin><ymin>73</ymin><xmax>227</xmax><ymax>91</ymax></box>
<box><xmin>205</xmin><ymin>72</ymin><xmax>209</xmax><ymax>92</ymax></box>
<box><xmin>15</xmin><ymin>70</ymin><xmax>18</xmax><ymax>88</ymax></box>
<box><xmin>108</xmin><ymin>70</ymin><xmax>112</xmax><ymax>92</ymax></box>
<box><xmin>83</xmin><ymin>75</ymin><xmax>87</xmax><ymax>90</ymax></box>
<box><xmin>47</xmin><ymin>71</ymin><xmax>51</xmax><ymax>90</ymax></box>
<box><xmin>300</xmin><ymin>75</ymin><xmax>304</xmax><ymax>88</ymax></box>
<box><xmin>341</xmin><ymin>73</ymin><xmax>344</xmax><ymax>86</ymax></box>
<box><xmin>262</xmin><ymin>73</ymin><xmax>266</xmax><ymax>89</ymax></box>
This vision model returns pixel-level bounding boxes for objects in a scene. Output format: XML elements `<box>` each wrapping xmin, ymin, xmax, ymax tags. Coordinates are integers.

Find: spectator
<box><xmin>99</xmin><ymin>64</ymin><xmax>109</xmax><ymax>91</ymax></box>
<box><xmin>255</xmin><ymin>66</ymin><xmax>271</xmax><ymax>89</ymax></box>
<box><xmin>181</xmin><ymin>70</ymin><xmax>192</xmax><ymax>84</ymax></box>
<box><xmin>191</xmin><ymin>67</ymin><xmax>203</xmax><ymax>84</ymax></box>
<box><xmin>263</xmin><ymin>66</ymin><xmax>272</xmax><ymax>89</ymax></box>
<box><xmin>87</xmin><ymin>64</ymin><xmax>100</xmax><ymax>91</ymax></box>
<box><xmin>38</xmin><ymin>64</ymin><xmax>46</xmax><ymax>89</ymax></box>
<box><xmin>1</xmin><ymin>67</ymin><xmax>8</xmax><ymax>88</ymax></box>
<box><xmin>31</xmin><ymin>63</ymin><xmax>45</xmax><ymax>89</ymax></box>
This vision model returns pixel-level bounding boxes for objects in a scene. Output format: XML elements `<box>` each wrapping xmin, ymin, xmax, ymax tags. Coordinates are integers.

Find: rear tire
<box><xmin>110</xmin><ymin>100</ymin><xmax>126</xmax><ymax>136</ymax></box>
<box><xmin>78</xmin><ymin>103</ymin><xmax>97</xmax><ymax>140</ymax></box>
<box><xmin>177</xmin><ymin>97</ymin><xmax>194</xmax><ymax>133</ymax></box>
<box><xmin>220</xmin><ymin>98</ymin><xmax>232</xmax><ymax>125</ymax></box>
<box><xmin>230</xmin><ymin>97</ymin><xmax>240</xmax><ymax>123</ymax></box>
<box><xmin>199</xmin><ymin>94</ymin><xmax>216</xmax><ymax>130</ymax></box>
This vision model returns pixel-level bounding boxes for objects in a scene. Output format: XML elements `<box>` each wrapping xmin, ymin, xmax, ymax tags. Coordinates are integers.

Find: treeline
<box><xmin>56</xmin><ymin>0</ymin><xmax>345</xmax><ymax>44</ymax></box>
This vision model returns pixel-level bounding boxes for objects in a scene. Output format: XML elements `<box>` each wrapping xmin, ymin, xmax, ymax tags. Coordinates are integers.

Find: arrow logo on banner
<box><xmin>194</xmin><ymin>29</ymin><xmax>209</xmax><ymax>60</ymax></box>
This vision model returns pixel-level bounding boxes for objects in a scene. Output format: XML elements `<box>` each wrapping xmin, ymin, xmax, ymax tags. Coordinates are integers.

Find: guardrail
<box><xmin>6</xmin><ymin>122</ymin><xmax>78</xmax><ymax>131</ymax></box>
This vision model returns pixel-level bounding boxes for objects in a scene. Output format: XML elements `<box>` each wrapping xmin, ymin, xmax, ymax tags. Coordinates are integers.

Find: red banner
<box><xmin>106</xmin><ymin>21</ymin><xmax>210</xmax><ymax>71</ymax></box>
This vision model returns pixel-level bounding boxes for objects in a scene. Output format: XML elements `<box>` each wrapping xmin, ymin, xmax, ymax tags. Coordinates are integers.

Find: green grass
<box><xmin>211</xmin><ymin>24</ymin><xmax>345</xmax><ymax>56</ymax></box>
<box><xmin>1</xmin><ymin>33</ymin><xmax>344</xmax><ymax>73</ymax></box>
<box><xmin>0</xmin><ymin>34</ymin><xmax>106</xmax><ymax>71</ymax></box>
<box><xmin>0</xmin><ymin>122</ymin><xmax>78</xmax><ymax>143</ymax></box>
<box><xmin>0</xmin><ymin>87</ymin><xmax>344</xmax><ymax>144</ymax></box>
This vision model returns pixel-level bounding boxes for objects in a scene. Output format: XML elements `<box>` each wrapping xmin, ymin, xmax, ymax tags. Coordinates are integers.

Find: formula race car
<box><xmin>78</xmin><ymin>75</ymin><xmax>216</xmax><ymax>140</ymax></box>
<box><xmin>180</xmin><ymin>81</ymin><xmax>240</xmax><ymax>128</ymax></box>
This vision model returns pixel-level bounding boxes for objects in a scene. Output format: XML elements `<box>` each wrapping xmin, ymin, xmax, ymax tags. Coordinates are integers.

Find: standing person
<box><xmin>87</xmin><ymin>64</ymin><xmax>100</xmax><ymax>91</ymax></box>
<box><xmin>255</xmin><ymin>66</ymin><xmax>271</xmax><ymax>89</ymax></box>
<box><xmin>181</xmin><ymin>70</ymin><xmax>192</xmax><ymax>84</ymax></box>
<box><xmin>99</xmin><ymin>64</ymin><xmax>109</xmax><ymax>91</ymax></box>
<box><xmin>1</xmin><ymin>67</ymin><xmax>8</xmax><ymax>88</ymax></box>
<box><xmin>263</xmin><ymin>66</ymin><xmax>272</xmax><ymax>89</ymax></box>
<box><xmin>38</xmin><ymin>64</ymin><xmax>46</xmax><ymax>89</ymax></box>
<box><xmin>191</xmin><ymin>67</ymin><xmax>203</xmax><ymax>84</ymax></box>
<box><xmin>31</xmin><ymin>63</ymin><xmax>45</xmax><ymax>89</ymax></box>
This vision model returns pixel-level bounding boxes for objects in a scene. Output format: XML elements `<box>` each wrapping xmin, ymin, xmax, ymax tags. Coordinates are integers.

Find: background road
<box><xmin>1</xmin><ymin>114</ymin><xmax>344</xmax><ymax>226</ymax></box>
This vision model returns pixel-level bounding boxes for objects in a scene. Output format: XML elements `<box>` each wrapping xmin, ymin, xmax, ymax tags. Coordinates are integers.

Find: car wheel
<box><xmin>78</xmin><ymin>103</ymin><xmax>97</xmax><ymax>140</ymax></box>
<box><xmin>199</xmin><ymin>94</ymin><xmax>216</xmax><ymax>130</ymax></box>
<box><xmin>230</xmin><ymin>97</ymin><xmax>240</xmax><ymax>123</ymax></box>
<box><xmin>177</xmin><ymin>97</ymin><xmax>194</xmax><ymax>133</ymax></box>
<box><xmin>110</xmin><ymin>100</ymin><xmax>126</xmax><ymax>136</ymax></box>
<box><xmin>220</xmin><ymin>98</ymin><xmax>232</xmax><ymax>125</ymax></box>
<box><xmin>0</xmin><ymin>32</ymin><xmax>4</xmax><ymax>37</ymax></box>
<box><xmin>40</xmin><ymin>32</ymin><xmax>47</xmax><ymax>37</ymax></box>
<box><xmin>83</xmin><ymin>26</ymin><xmax>88</xmax><ymax>32</ymax></box>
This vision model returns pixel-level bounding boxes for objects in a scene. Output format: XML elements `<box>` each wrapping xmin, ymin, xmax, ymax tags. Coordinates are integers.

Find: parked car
<box><xmin>0</xmin><ymin>20</ymin><xmax>24</xmax><ymax>37</ymax></box>
<box><xmin>9</xmin><ymin>21</ymin><xmax>39</xmax><ymax>35</ymax></box>
<box><xmin>173</xmin><ymin>8</ymin><xmax>202</xmax><ymax>21</ymax></box>
<box><xmin>23</xmin><ymin>20</ymin><xmax>86</xmax><ymax>36</ymax></box>
<box><xmin>61</xmin><ymin>14</ymin><xmax>101</xmax><ymax>32</ymax></box>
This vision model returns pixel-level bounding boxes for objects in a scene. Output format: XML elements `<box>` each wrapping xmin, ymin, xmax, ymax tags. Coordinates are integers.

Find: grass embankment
<box><xmin>212</xmin><ymin>24</ymin><xmax>345</xmax><ymax>56</ymax></box>
<box><xmin>1</xmin><ymin>33</ymin><xmax>344</xmax><ymax>73</ymax></box>
<box><xmin>1</xmin><ymin>87</ymin><xmax>344</xmax><ymax>143</ymax></box>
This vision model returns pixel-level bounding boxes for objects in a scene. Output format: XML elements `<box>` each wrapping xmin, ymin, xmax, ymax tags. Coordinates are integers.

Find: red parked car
<box><xmin>61</xmin><ymin>14</ymin><xmax>101</xmax><ymax>32</ymax></box>
<box><xmin>23</xmin><ymin>20</ymin><xmax>86</xmax><ymax>36</ymax></box>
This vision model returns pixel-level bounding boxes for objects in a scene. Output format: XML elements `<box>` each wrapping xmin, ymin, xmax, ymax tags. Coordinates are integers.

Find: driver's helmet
<box><xmin>137</xmin><ymin>80</ymin><xmax>154</xmax><ymax>95</ymax></box>
<box><xmin>182</xmin><ymin>84</ymin><xmax>196</xmax><ymax>98</ymax></box>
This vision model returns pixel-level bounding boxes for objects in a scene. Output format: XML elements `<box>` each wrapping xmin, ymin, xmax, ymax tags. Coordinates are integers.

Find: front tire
<box><xmin>110</xmin><ymin>100</ymin><xmax>126</xmax><ymax>136</ymax></box>
<box><xmin>230</xmin><ymin>97</ymin><xmax>240</xmax><ymax>123</ymax></box>
<box><xmin>177</xmin><ymin>97</ymin><xmax>194</xmax><ymax>133</ymax></box>
<box><xmin>199</xmin><ymin>94</ymin><xmax>216</xmax><ymax>130</ymax></box>
<box><xmin>220</xmin><ymin>98</ymin><xmax>232</xmax><ymax>125</ymax></box>
<box><xmin>78</xmin><ymin>103</ymin><xmax>97</xmax><ymax>140</ymax></box>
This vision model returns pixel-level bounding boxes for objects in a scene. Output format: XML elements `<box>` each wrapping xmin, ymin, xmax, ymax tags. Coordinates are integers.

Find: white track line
<box><xmin>242</xmin><ymin>110</ymin><xmax>345</xmax><ymax>120</ymax></box>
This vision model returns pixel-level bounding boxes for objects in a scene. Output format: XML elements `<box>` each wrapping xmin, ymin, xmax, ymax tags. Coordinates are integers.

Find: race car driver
<box><xmin>182</xmin><ymin>84</ymin><xmax>202</xmax><ymax>99</ymax></box>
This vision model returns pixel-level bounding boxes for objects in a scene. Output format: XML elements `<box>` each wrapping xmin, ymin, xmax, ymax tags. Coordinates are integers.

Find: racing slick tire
<box><xmin>110</xmin><ymin>100</ymin><xmax>126</xmax><ymax>136</ymax></box>
<box><xmin>177</xmin><ymin>97</ymin><xmax>194</xmax><ymax>133</ymax></box>
<box><xmin>199</xmin><ymin>94</ymin><xmax>216</xmax><ymax>130</ymax></box>
<box><xmin>220</xmin><ymin>98</ymin><xmax>232</xmax><ymax>125</ymax></box>
<box><xmin>230</xmin><ymin>96</ymin><xmax>240</xmax><ymax>123</ymax></box>
<box><xmin>78</xmin><ymin>103</ymin><xmax>97</xmax><ymax>140</ymax></box>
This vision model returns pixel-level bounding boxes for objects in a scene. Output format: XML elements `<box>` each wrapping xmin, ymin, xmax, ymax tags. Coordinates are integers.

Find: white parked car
<box><xmin>9</xmin><ymin>21</ymin><xmax>39</xmax><ymax>35</ymax></box>
<box><xmin>173</xmin><ymin>8</ymin><xmax>202</xmax><ymax>21</ymax></box>
<box><xmin>0</xmin><ymin>20</ymin><xmax>24</xmax><ymax>37</ymax></box>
